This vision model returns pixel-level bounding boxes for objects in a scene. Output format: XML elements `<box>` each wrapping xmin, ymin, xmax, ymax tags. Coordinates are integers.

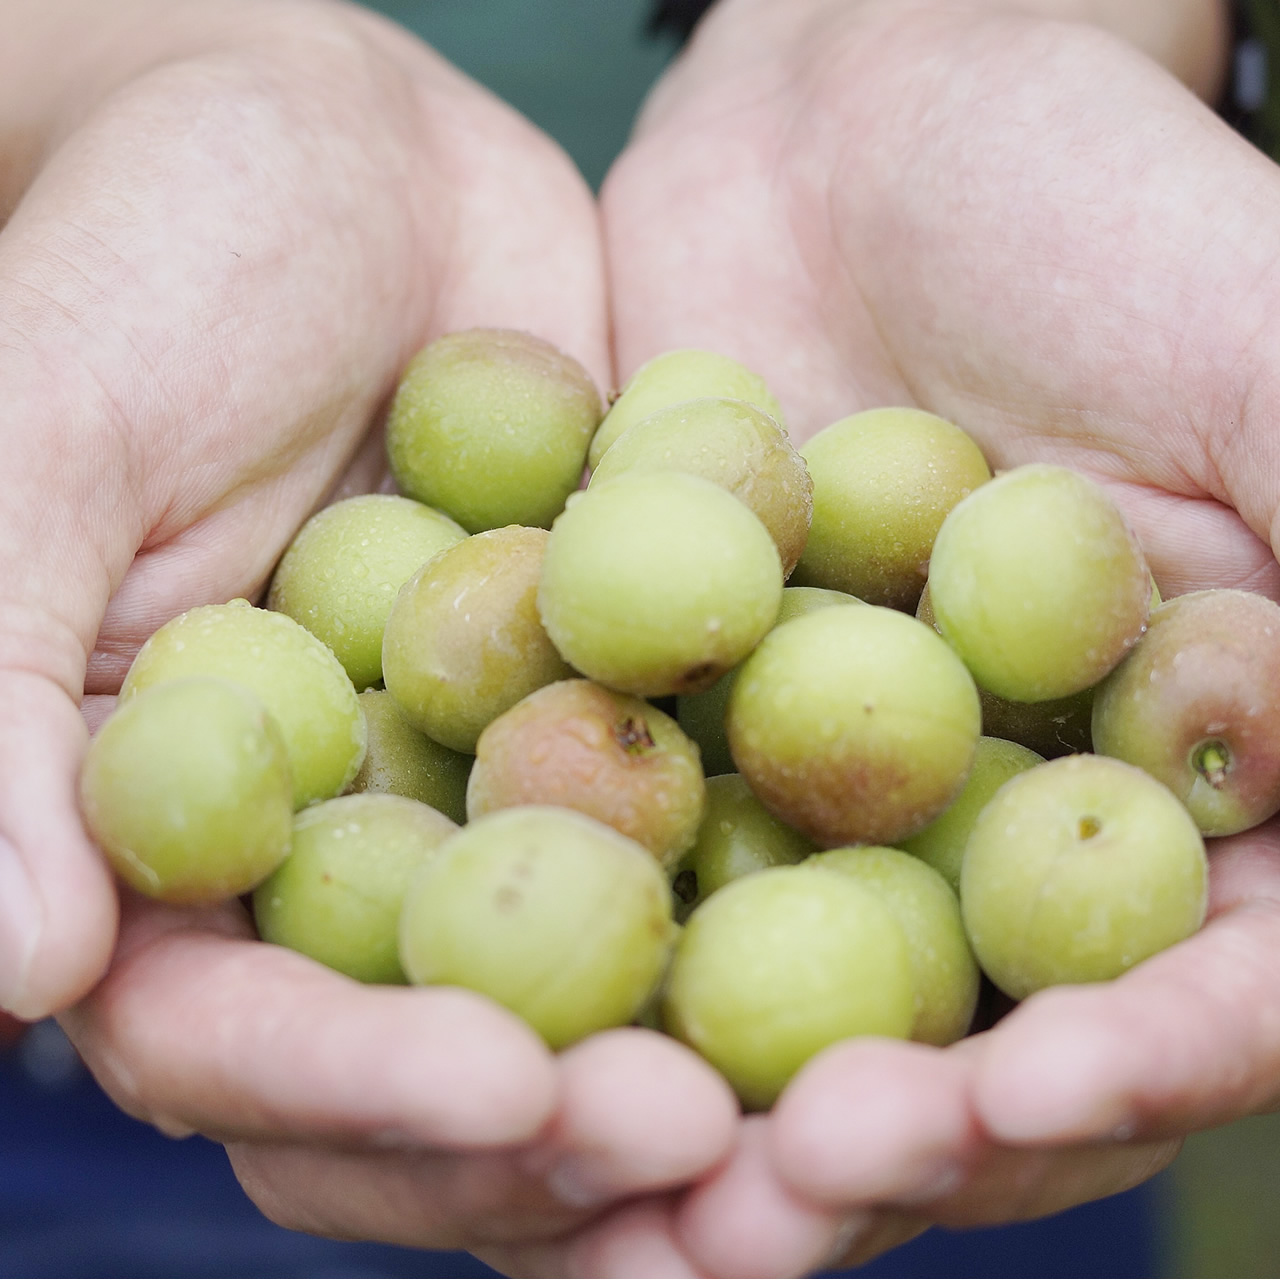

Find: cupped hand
<box><xmin>5</xmin><ymin>1</ymin><xmax>736</xmax><ymax>1271</ymax></box>
<box><xmin>601</xmin><ymin>0</ymin><xmax>1280</xmax><ymax>1272</ymax></box>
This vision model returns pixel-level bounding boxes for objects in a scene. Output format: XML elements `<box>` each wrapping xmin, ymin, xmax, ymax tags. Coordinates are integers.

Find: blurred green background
<box><xmin>363</xmin><ymin>0</ymin><xmax>679</xmax><ymax>189</ymax></box>
<box><xmin>353</xmin><ymin>4</ymin><xmax>1280</xmax><ymax>1277</ymax></box>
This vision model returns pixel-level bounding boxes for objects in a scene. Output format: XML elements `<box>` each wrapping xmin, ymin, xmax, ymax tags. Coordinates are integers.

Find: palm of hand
<box><xmin>9</xmin><ymin>11</ymin><xmax>744</xmax><ymax>1275</ymax></box>
<box><xmin>599</xmin><ymin>5</ymin><xmax>1280</xmax><ymax>1275</ymax></box>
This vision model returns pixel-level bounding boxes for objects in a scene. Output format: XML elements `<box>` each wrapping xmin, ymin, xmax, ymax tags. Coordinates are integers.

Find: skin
<box><xmin>604</xmin><ymin>0</ymin><xmax>1280</xmax><ymax>1274</ymax></box>
<box><xmin>0</xmin><ymin>2</ymin><xmax>735</xmax><ymax>1273</ymax></box>
<box><xmin>10</xmin><ymin>0</ymin><xmax>1280</xmax><ymax>1274</ymax></box>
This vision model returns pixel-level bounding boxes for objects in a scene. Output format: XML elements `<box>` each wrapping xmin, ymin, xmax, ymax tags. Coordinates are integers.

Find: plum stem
<box><xmin>1193</xmin><ymin>740</ymin><xmax>1231</xmax><ymax>789</ymax></box>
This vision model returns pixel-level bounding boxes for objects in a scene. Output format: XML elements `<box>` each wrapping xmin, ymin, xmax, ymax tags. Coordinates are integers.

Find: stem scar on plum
<box><xmin>614</xmin><ymin>716</ymin><xmax>657</xmax><ymax>754</ymax></box>
<box><xmin>1193</xmin><ymin>740</ymin><xmax>1231</xmax><ymax>789</ymax></box>
<box><xmin>1078</xmin><ymin>815</ymin><xmax>1103</xmax><ymax>840</ymax></box>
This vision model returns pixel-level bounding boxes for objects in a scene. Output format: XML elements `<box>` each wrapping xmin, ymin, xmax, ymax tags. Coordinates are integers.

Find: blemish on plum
<box><xmin>615</xmin><ymin>716</ymin><xmax>656</xmax><ymax>754</ymax></box>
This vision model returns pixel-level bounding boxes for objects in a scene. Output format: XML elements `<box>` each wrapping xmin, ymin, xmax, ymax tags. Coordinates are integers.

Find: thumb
<box><xmin>0</xmin><ymin>357</ymin><xmax>130</xmax><ymax>1017</ymax></box>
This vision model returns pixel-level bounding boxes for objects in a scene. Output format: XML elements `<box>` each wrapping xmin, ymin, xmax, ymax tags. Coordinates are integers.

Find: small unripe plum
<box><xmin>961</xmin><ymin>754</ymin><xmax>1207</xmax><ymax>1000</ymax></box>
<box><xmin>588</xmin><ymin>348</ymin><xmax>783</xmax><ymax>470</ymax></box>
<box><xmin>678</xmin><ymin>585</ymin><xmax>864</xmax><ymax>778</ymax></box>
<box><xmin>793</xmin><ymin>407</ymin><xmax>991</xmax><ymax>611</ymax></box>
<box><xmin>81</xmin><ymin>679</ymin><xmax>293</xmax><ymax>902</ymax></box>
<box><xmin>917</xmin><ymin>584</ymin><xmax>1094</xmax><ymax>757</ymax></box>
<box><xmin>662</xmin><ymin>865</ymin><xmax>915</xmax><ymax>1109</ymax></box>
<box><xmin>382</xmin><ymin>526</ymin><xmax>574</xmax><ymax>753</ymax></box>
<box><xmin>254</xmin><ymin>793</ymin><xmax>456</xmax><ymax>984</ymax></box>
<box><xmin>1092</xmin><ymin>589</ymin><xmax>1280</xmax><ymax>835</ymax></box>
<box><xmin>899</xmin><ymin>735</ymin><xmax>1044</xmax><ymax>892</ymax></box>
<box><xmin>467</xmin><ymin>679</ymin><xmax>706</xmax><ymax>867</ymax></box>
<box><xmin>399</xmin><ymin>807</ymin><xmax>676</xmax><ymax>1050</ymax></box>
<box><xmin>727</xmin><ymin>605</ymin><xmax>981</xmax><ymax>846</ymax></box>
<box><xmin>589</xmin><ymin>397</ymin><xmax>812</xmax><ymax>576</ymax></box>
<box><xmin>349</xmin><ymin>690</ymin><xmax>471</xmax><ymax>825</ymax></box>
<box><xmin>928</xmin><ymin>465</ymin><xmax>1150</xmax><ymax>702</ymax></box>
<box><xmin>670</xmin><ymin>773</ymin><xmax>816</xmax><ymax>921</ymax></box>
<box><xmin>386</xmin><ymin>329</ymin><xmax>602</xmax><ymax>533</ymax></box>
<box><xmin>119</xmin><ymin>600</ymin><xmax>365</xmax><ymax>809</ymax></box>
<box><xmin>808</xmin><ymin>846</ymin><xmax>979</xmax><ymax>1046</ymax></box>
<box><xmin>538</xmin><ymin>471</ymin><xmax>783</xmax><ymax>698</ymax></box>
<box><xmin>267</xmin><ymin>494</ymin><xmax>466</xmax><ymax>691</ymax></box>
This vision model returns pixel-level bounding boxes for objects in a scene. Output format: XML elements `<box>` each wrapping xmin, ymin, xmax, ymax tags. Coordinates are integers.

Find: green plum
<box><xmin>381</xmin><ymin>525</ymin><xmax>574</xmax><ymax>753</ymax></box>
<box><xmin>1092</xmin><ymin>589</ymin><xmax>1280</xmax><ymax>835</ymax></box>
<box><xmin>677</xmin><ymin>585</ymin><xmax>863</xmax><ymax>777</ymax></box>
<box><xmin>118</xmin><ymin>599</ymin><xmax>365</xmax><ymax>809</ymax></box>
<box><xmin>727</xmin><ymin>605</ymin><xmax>981</xmax><ymax>846</ymax></box>
<box><xmin>467</xmin><ymin>679</ymin><xmax>706</xmax><ymax>867</ymax></box>
<box><xmin>961</xmin><ymin>754</ymin><xmax>1208</xmax><ymax>999</ymax></box>
<box><xmin>538</xmin><ymin>471</ymin><xmax>783</xmax><ymax>697</ymax></box>
<box><xmin>899</xmin><ymin>735</ymin><xmax>1045</xmax><ymax>892</ymax></box>
<box><xmin>928</xmin><ymin>465</ymin><xmax>1150</xmax><ymax>702</ymax></box>
<box><xmin>254</xmin><ymin>793</ymin><xmax>456</xmax><ymax>984</ymax></box>
<box><xmin>399</xmin><ymin>806</ymin><xmax>676</xmax><ymax>1050</ymax></box>
<box><xmin>80</xmin><ymin>679</ymin><xmax>293</xmax><ymax>902</ymax></box>
<box><xmin>662</xmin><ymin>864</ymin><xmax>914</xmax><ymax>1109</ymax></box>
<box><xmin>348</xmin><ymin>689</ymin><xmax>472</xmax><ymax>825</ymax></box>
<box><xmin>589</xmin><ymin>397</ymin><xmax>812</xmax><ymax>576</ymax></box>
<box><xmin>386</xmin><ymin>329</ymin><xmax>602</xmax><ymax>532</ymax></box>
<box><xmin>267</xmin><ymin>494</ymin><xmax>466</xmax><ymax>691</ymax></box>
<box><xmin>793</xmin><ymin>407</ymin><xmax>991</xmax><ymax>611</ymax></box>
<box><xmin>808</xmin><ymin>846</ymin><xmax>979</xmax><ymax>1046</ymax></box>
<box><xmin>588</xmin><ymin>348</ymin><xmax>784</xmax><ymax>470</ymax></box>
<box><xmin>670</xmin><ymin>773</ymin><xmax>815</xmax><ymax>922</ymax></box>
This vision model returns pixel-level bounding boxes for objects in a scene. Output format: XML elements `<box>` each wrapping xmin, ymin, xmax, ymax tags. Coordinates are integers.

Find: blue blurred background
<box><xmin>3</xmin><ymin>2</ymin><xmax>1274</xmax><ymax>1276</ymax></box>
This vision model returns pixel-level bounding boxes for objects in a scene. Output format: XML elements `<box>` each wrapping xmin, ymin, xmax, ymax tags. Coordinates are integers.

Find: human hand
<box><xmin>601</xmin><ymin>0</ymin><xmax>1280</xmax><ymax>1272</ymax></box>
<box><xmin>7</xmin><ymin>1</ymin><xmax>736</xmax><ymax>1270</ymax></box>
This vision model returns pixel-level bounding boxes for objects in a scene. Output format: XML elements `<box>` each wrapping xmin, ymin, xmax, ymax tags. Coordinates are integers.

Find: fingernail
<box><xmin>818</xmin><ymin>1212</ymin><xmax>872</xmax><ymax>1272</ymax></box>
<box><xmin>0</xmin><ymin>835</ymin><xmax>41</xmax><ymax>1015</ymax></box>
<box><xmin>896</xmin><ymin>1160</ymin><xmax>964</xmax><ymax>1206</ymax></box>
<box><xmin>541</xmin><ymin>1155</ymin><xmax>618</xmax><ymax>1210</ymax></box>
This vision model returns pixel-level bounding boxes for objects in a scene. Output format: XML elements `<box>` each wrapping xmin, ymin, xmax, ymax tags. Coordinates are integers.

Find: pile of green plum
<box><xmin>80</xmin><ymin>328</ymin><xmax>1280</xmax><ymax>1108</ymax></box>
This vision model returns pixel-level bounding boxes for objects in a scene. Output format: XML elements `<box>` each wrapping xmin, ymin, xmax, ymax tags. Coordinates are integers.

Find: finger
<box><xmin>0</xmin><ymin>667</ymin><xmax>117</xmax><ymax>1018</ymax></box>
<box><xmin>228</xmin><ymin>1034</ymin><xmax>732</xmax><ymax>1265</ymax></box>
<box><xmin>972</xmin><ymin>825</ymin><xmax>1280</xmax><ymax>1145</ymax></box>
<box><xmin>0</xmin><ymin>365</ymin><xmax>128</xmax><ymax>1017</ymax></box>
<box><xmin>770</xmin><ymin>1039</ymin><xmax>981</xmax><ymax>1207</ymax></box>
<box><xmin>60</xmin><ymin>894</ymin><xmax>558</xmax><ymax>1149</ymax></box>
<box><xmin>231</xmin><ymin>1146</ymin><xmax>707</xmax><ymax>1278</ymax></box>
<box><xmin>483</xmin><ymin>1196</ymin><xmax>705</xmax><ymax>1279</ymax></box>
<box><xmin>227</xmin><ymin>1140</ymin><xmax>589</xmax><ymax>1253</ymax></box>
<box><xmin>675</xmin><ymin>1116</ymin><xmax>857</xmax><ymax>1279</ymax></box>
<box><xmin>920</xmin><ymin>1137</ymin><xmax>1181</xmax><ymax>1230</ymax></box>
<box><xmin>521</xmin><ymin>1027</ymin><xmax>741</xmax><ymax>1210</ymax></box>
